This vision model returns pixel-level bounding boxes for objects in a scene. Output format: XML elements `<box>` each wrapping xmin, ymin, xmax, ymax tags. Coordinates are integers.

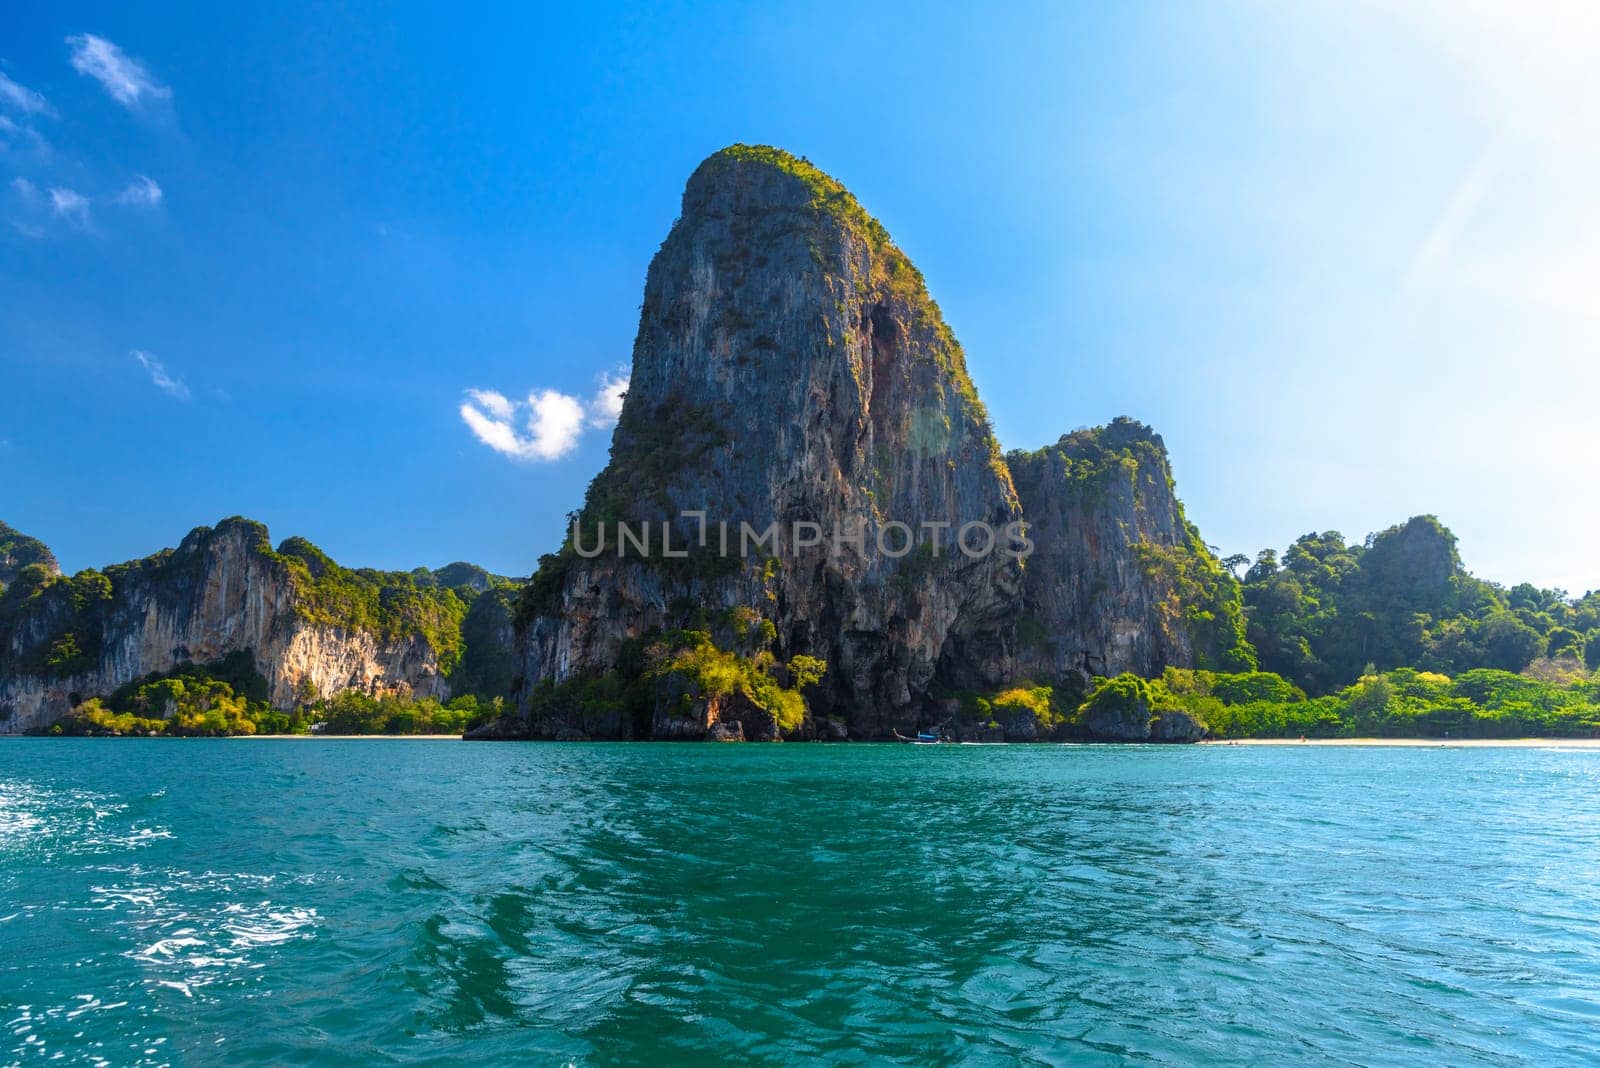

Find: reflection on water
<box><xmin>3</xmin><ymin>741</ymin><xmax>1600</xmax><ymax>1064</ymax></box>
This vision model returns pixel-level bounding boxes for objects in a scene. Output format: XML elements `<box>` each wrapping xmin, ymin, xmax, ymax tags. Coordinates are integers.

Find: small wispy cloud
<box><xmin>133</xmin><ymin>350</ymin><xmax>190</xmax><ymax>401</ymax></box>
<box><xmin>587</xmin><ymin>371</ymin><xmax>629</xmax><ymax>428</ymax></box>
<box><xmin>0</xmin><ymin>114</ymin><xmax>48</xmax><ymax>153</ymax></box>
<box><xmin>7</xmin><ymin>176</ymin><xmax>44</xmax><ymax>236</ymax></box>
<box><xmin>66</xmin><ymin>34</ymin><xmax>170</xmax><ymax>110</ymax></box>
<box><xmin>0</xmin><ymin>72</ymin><xmax>53</xmax><ymax>117</ymax></box>
<box><xmin>459</xmin><ymin>372</ymin><xmax>629</xmax><ymax>462</ymax></box>
<box><xmin>48</xmin><ymin>186</ymin><xmax>90</xmax><ymax>228</ymax></box>
<box><xmin>114</xmin><ymin>174</ymin><xmax>162</xmax><ymax>207</ymax></box>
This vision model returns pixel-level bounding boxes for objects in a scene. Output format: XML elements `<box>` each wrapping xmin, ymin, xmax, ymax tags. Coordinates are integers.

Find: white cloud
<box><xmin>133</xmin><ymin>350</ymin><xmax>190</xmax><ymax>401</ymax></box>
<box><xmin>0</xmin><ymin>114</ymin><xmax>48</xmax><ymax>152</ymax></box>
<box><xmin>0</xmin><ymin>72</ymin><xmax>53</xmax><ymax>117</ymax></box>
<box><xmin>460</xmin><ymin>372</ymin><xmax>631</xmax><ymax>462</ymax></box>
<box><xmin>587</xmin><ymin>371</ymin><xmax>629</xmax><ymax>428</ymax></box>
<box><xmin>115</xmin><ymin>174</ymin><xmax>162</xmax><ymax>207</ymax></box>
<box><xmin>7</xmin><ymin>179</ymin><xmax>100</xmax><ymax>235</ymax></box>
<box><xmin>460</xmin><ymin>388</ymin><xmax>586</xmax><ymax>461</ymax></box>
<box><xmin>465</xmin><ymin>388</ymin><xmax>515</xmax><ymax>422</ymax></box>
<box><xmin>528</xmin><ymin>391</ymin><xmax>587</xmax><ymax>459</ymax></box>
<box><xmin>48</xmin><ymin>186</ymin><xmax>89</xmax><ymax>227</ymax></box>
<box><xmin>66</xmin><ymin>34</ymin><xmax>170</xmax><ymax>110</ymax></box>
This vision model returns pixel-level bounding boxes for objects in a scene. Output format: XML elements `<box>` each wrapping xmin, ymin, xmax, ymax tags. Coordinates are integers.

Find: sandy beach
<box><xmin>231</xmin><ymin>734</ymin><xmax>464</xmax><ymax>740</ymax></box>
<box><xmin>1204</xmin><ymin>737</ymin><xmax>1600</xmax><ymax>748</ymax></box>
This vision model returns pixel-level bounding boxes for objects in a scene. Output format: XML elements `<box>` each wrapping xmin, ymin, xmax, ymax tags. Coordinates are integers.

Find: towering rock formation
<box><xmin>1008</xmin><ymin>419</ymin><xmax>1251</xmax><ymax>682</ymax></box>
<box><xmin>507</xmin><ymin>146</ymin><xmax>1248</xmax><ymax>739</ymax></box>
<box><xmin>0</xmin><ymin>518</ymin><xmax>517</xmax><ymax>733</ymax></box>
<box><xmin>516</xmin><ymin>146</ymin><xmax>1024</xmax><ymax>735</ymax></box>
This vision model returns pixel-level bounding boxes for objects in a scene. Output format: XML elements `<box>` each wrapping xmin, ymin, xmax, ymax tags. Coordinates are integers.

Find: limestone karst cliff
<box><xmin>0</xmin><ymin>518</ymin><xmax>517</xmax><ymax>733</ymax></box>
<box><xmin>1008</xmin><ymin>418</ymin><xmax>1252</xmax><ymax>683</ymax></box>
<box><xmin>499</xmin><ymin>145</ymin><xmax>1249</xmax><ymax>741</ymax></box>
<box><xmin>511</xmin><ymin>145</ymin><xmax>1025</xmax><ymax>739</ymax></box>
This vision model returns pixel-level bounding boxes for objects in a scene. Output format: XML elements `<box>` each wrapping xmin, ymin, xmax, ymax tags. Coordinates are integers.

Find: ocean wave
<box><xmin>7</xmin><ymin>741</ymin><xmax>1600</xmax><ymax>1064</ymax></box>
<box><xmin>87</xmin><ymin>870</ymin><xmax>323</xmax><ymax>1000</ymax></box>
<box><xmin>0</xmin><ymin>778</ymin><xmax>171</xmax><ymax>863</ymax></box>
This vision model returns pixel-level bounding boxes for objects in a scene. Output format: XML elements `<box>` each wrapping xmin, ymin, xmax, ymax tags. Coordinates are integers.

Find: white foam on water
<box><xmin>0</xmin><ymin>778</ymin><xmax>171</xmax><ymax>862</ymax></box>
<box><xmin>86</xmin><ymin>868</ymin><xmax>324</xmax><ymax>1004</ymax></box>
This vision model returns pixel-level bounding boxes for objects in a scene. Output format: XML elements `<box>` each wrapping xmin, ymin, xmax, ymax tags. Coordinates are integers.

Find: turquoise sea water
<box><xmin>3</xmin><ymin>741</ymin><xmax>1600</xmax><ymax>1066</ymax></box>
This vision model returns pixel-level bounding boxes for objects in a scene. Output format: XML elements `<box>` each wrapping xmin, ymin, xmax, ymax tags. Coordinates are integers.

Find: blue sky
<box><xmin>2</xmin><ymin>3</ymin><xmax>1596</xmax><ymax>593</ymax></box>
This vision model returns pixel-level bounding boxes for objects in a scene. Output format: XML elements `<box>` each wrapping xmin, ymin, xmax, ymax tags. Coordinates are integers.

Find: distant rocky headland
<box><xmin>0</xmin><ymin>518</ymin><xmax>518</xmax><ymax>736</ymax></box>
<box><xmin>5</xmin><ymin>146</ymin><xmax>1596</xmax><ymax>743</ymax></box>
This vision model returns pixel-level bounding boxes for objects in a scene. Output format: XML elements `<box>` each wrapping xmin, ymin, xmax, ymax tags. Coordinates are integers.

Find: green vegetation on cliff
<box><xmin>261</xmin><ymin>531</ymin><xmax>476</xmax><ymax>673</ymax></box>
<box><xmin>43</xmin><ymin>653</ymin><xmax>274</xmax><ymax>736</ymax></box>
<box><xmin>645</xmin><ymin>629</ymin><xmax>825</xmax><ymax>733</ymax></box>
<box><xmin>699</xmin><ymin>144</ymin><xmax>896</xmax><ymax>255</ymax></box>
<box><xmin>1044</xmin><ymin>513</ymin><xmax>1600</xmax><ymax>740</ymax></box>
<box><xmin>1134</xmin><ymin>526</ymin><xmax>1254</xmax><ymax>673</ymax></box>
<box><xmin>447</xmin><ymin>583</ymin><xmax>521</xmax><ymax>701</ymax></box>
<box><xmin>40</xmin><ymin>654</ymin><xmax>502</xmax><ymax>737</ymax></box>
<box><xmin>937</xmin><ymin>681</ymin><xmax>1075</xmax><ymax>735</ymax></box>
<box><xmin>934</xmin><ymin>674</ymin><xmax>1204</xmax><ymax>741</ymax></box>
<box><xmin>502</xmin><ymin>614</ymin><xmax>827</xmax><ymax>740</ymax></box>
<box><xmin>1008</xmin><ymin>419</ymin><xmax>1162</xmax><ymax>500</ymax></box>
<box><xmin>0</xmin><ymin>565</ymin><xmax>115</xmax><ymax>677</ymax></box>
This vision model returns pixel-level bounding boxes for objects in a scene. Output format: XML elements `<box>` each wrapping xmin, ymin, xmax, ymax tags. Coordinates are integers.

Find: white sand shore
<box><xmin>232</xmin><ymin>734</ymin><xmax>463</xmax><ymax>740</ymax></box>
<box><xmin>1204</xmin><ymin>737</ymin><xmax>1600</xmax><ymax>748</ymax></box>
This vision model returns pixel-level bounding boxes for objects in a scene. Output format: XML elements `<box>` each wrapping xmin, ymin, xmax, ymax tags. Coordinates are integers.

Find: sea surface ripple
<box><xmin>2</xmin><ymin>740</ymin><xmax>1599</xmax><ymax>1065</ymax></box>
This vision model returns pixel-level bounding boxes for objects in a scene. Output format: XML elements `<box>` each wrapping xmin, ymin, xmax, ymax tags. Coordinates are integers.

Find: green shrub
<box><xmin>642</xmin><ymin>628</ymin><xmax>823</xmax><ymax>734</ymax></box>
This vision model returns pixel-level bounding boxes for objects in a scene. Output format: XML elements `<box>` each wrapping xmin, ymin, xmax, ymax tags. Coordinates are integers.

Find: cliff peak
<box><xmin>680</xmin><ymin>144</ymin><xmax>915</xmax><ymax>288</ymax></box>
<box><xmin>1012</xmin><ymin>417</ymin><xmax>1166</xmax><ymax>464</ymax></box>
<box><xmin>0</xmin><ymin>521</ymin><xmax>60</xmax><ymax>589</ymax></box>
<box><xmin>687</xmin><ymin>144</ymin><xmax>862</xmax><ymax>210</ymax></box>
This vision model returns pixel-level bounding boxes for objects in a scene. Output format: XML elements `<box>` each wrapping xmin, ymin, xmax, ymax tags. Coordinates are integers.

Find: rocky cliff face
<box><xmin>505</xmin><ymin>147</ymin><xmax>1254</xmax><ymax>741</ymax></box>
<box><xmin>499</xmin><ymin>146</ymin><xmax>1248</xmax><ymax>738</ymax></box>
<box><xmin>1009</xmin><ymin>418</ymin><xmax>1249</xmax><ymax>681</ymax></box>
<box><xmin>0</xmin><ymin>518</ymin><xmax>514</xmax><ymax>733</ymax></box>
<box><xmin>514</xmin><ymin>145</ymin><xmax>1025</xmax><ymax>737</ymax></box>
<box><xmin>504</xmin><ymin>147</ymin><xmax>1249</xmax><ymax>741</ymax></box>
